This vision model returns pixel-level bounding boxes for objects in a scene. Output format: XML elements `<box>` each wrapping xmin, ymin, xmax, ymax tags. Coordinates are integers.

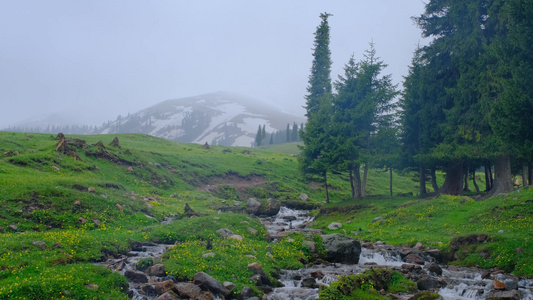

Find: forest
<box><xmin>299</xmin><ymin>1</ymin><xmax>533</xmax><ymax>202</ymax></box>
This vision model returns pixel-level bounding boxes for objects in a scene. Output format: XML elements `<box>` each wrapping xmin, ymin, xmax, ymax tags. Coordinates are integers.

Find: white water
<box><xmin>263</xmin><ymin>207</ymin><xmax>533</xmax><ymax>300</ymax></box>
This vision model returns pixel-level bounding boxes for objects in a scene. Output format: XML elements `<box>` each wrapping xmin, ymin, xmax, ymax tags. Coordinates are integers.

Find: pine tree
<box><xmin>304</xmin><ymin>12</ymin><xmax>333</xmax><ymax>115</ymax></box>
<box><xmin>261</xmin><ymin>125</ymin><xmax>266</xmax><ymax>145</ymax></box>
<box><xmin>300</xmin><ymin>12</ymin><xmax>334</xmax><ymax>203</ymax></box>
<box><xmin>333</xmin><ymin>43</ymin><xmax>398</xmax><ymax>198</ymax></box>
<box><xmin>482</xmin><ymin>0</ymin><xmax>533</xmax><ymax>194</ymax></box>
<box><xmin>286</xmin><ymin>124</ymin><xmax>291</xmax><ymax>143</ymax></box>
<box><xmin>291</xmin><ymin>123</ymin><xmax>298</xmax><ymax>142</ymax></box>
<box><xmin>255</xmin><ymin>125</ymin><xmax>263</xmax><ymax>147</ymax></box>
<box><xmin>414</xmin><ymin>0</ymin><xmax>497</xmax><ymax>195</ymax></box>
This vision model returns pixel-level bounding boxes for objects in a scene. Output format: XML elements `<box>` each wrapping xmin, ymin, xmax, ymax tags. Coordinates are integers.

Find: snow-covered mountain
<box><xmin>96</xmin><ymin>92</ymin><xmax>305</xmax><ymax>147</ymax></box>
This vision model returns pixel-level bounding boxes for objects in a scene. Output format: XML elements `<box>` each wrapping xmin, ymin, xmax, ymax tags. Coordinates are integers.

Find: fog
<box><xmin>0</xmin><ymin>1</ymin><xmax>427</xmax><ymax>128</ymax></box>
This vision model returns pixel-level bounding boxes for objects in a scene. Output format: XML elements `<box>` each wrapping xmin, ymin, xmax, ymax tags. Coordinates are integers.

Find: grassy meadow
<box><xmin>0</xmin><ymin>131</ymin><xmax>531</xmax><ymax>299</ymax></box>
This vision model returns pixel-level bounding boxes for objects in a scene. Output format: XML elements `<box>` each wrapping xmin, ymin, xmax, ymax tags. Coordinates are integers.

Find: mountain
<box><xmin>96</xmin><ymin>92</ymin><xmax>305</xmax><ymax>147</ymax></box>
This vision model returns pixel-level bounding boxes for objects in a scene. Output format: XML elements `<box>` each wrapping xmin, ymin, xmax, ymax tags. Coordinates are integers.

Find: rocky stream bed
<box><xmin>97</xmin><ymin>207</ymin><xmax>533</xmax><ymax>300</ymax></box>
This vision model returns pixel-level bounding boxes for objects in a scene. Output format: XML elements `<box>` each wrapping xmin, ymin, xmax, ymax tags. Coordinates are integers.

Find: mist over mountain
<box><xmin>97</xmin><ymin>92</ymin><xmax>304</xmax><ymax>146</ymax></box>
<box><xmin>3</xmin><ymin>92</ymin><xmax>305</xmax><ymax>147</ymax></box>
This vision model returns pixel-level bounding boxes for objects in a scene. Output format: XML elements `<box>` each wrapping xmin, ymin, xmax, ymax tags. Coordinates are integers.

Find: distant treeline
<box><xmin>255</xmin><ymin>122</ymin><xmax>304</xmax><ymax>147</ymax></box>
<box><xmin>3</xmin><ymin>124</ymin><xmax>97</xmax><ymax>135</ymax></box>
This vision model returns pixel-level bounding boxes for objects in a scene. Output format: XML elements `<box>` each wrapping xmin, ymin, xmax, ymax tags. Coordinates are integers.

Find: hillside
<box><xmin>96</xmin><ymin>92</ymin><xmax>305</xmax><ymax>147</ymax></box>
<box><xmin>3</xmin><ymin>92</ymin><xmax>305</xmax><ymax>147</ymax></box>
<box><xmin>0</xmin><ymin>131</ymin><xmax>531</xmax><ymax>299</ymax></box>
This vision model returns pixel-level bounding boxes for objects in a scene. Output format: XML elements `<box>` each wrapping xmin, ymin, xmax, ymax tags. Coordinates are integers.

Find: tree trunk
<box><xmin>419</xmin><ymin>163</ymin><xmax>427</xmax><ymax>196</ymax></box>
<box><xmin>323</xmin><ymin>171</ymin><xmax>329</xmax><ymax>204</ymax></box>
<box><xmin>489</xmin><ymin>163</ymin><xmax>494</xmax><ymax>188</ymax></box>
<box><xmin>389</xmin><ymin>167</ymin><xmax>393</xmax><ymax>197</ymax></box>
<box><xmin>362</xmin><ymin>164</ymin><xmax>369</xmax><ymax>197</ymax></box>
<box><xmin>439</xmin><ymin>161</ymin><xmax>464</xmax><ymax>195</ymax></box>
<box><xmin>430</xmin><ymin>167</ymin><xmax>439</xmax><ymax>192</ymax></box>
<box><xmin>483</xmin><ymin>154</ymin><xmax>514</xmax><ymax>199</ymax></box>
<box><xmin>528</xmin><ymin>163</ymin><xmax>533</xmax><ymax>185</ymax></box>
<box><xmin>354</xmin><ymin>164</ymin><xmax>362</xmax><ymax>199</ymax></box>
<box><xmin>485</xmin><ymin>161</ymin><xmax>491</xmax><ymax>191</ymax></box>
<box><xmin>472</xmin><ymin>170</ymin><xmax>480</xmax><ymax>193</ymax></box>
<box><xmin>463</xmin><ymin>164</ymin><xmax>470</xmax><ymax>192</ymax></box>
<box><xmin>522</xmin><ymin>163</ymin><xmax>528</xmax><ymax>187</ymax></box>
<box><xmin>349</xmin><ymin>169</ymin><xmax>355</xmax><ymax>199</ymax></box>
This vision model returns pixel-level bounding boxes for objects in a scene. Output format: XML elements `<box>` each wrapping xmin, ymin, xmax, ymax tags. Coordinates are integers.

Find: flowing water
<box><xmin>262</xmin><ymin>207</ymin><xmax>533</xmax><ymax>300</ymax></box>
<box><xmin>96</xmin><ymin>208</ymin><xmax>532</xmax><ymax>299</ymax></box>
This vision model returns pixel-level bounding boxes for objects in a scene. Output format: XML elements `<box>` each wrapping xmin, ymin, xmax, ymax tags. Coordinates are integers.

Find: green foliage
<box><xmin>315</xmin><ymin>188</ymin><xmax>533</xmax><ymax>276</ymax></box>
<box><xmin>318</xmin><ymin>269</ymin><xmax>416</xmax><ymax>300</ymax></box>
<box><xmin>215</xmin><ymin>184</ymin><xmax>240</xmax><ymax>201</ymax></box>
<box><xmin>0</xmin><ymin>264</ymin><xmax>129</xmax><ymax>300</ymax></box>
<box><xmin>136</xmin><ymin>258</ymin><xmax>153</xmax><ymax>272</ymax></box>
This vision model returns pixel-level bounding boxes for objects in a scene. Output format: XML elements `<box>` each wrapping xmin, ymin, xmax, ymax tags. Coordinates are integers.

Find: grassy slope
<box><xmin>0</xmin><ymin>131</ymin><xmax>531</xmax><ymax>299</ymax></box>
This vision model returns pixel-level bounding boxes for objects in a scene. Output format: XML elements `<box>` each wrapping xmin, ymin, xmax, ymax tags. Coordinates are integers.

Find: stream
<box><xmin>262</xmin><ymin>207</ymin><xmax>533</xmax><ymax>300</ymax></box>
<box><xmin>97</xmin><ymin>208</ymin><xmax>533</xmax><ymax>300</ymax></box>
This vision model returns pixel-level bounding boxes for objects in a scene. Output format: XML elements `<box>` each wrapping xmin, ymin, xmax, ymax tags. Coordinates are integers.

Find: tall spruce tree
<box><xmin>415</xmin><ymin>0</ymin><xmax>497</xmax><ymax>195</ymax></box>
<box><xmin>304</xmin><ymin>12</ymin><xmax>333</xmax><ymax>115</ymax></box>
<box><xmin>300</xmin><ymin>12</ymin><xmax>334</xmax><ymax>203</ymax></box>
<box><xmin>482</xmin><ymin>0</ymin><xmax>533</xmax><ymax>194</ymax></box>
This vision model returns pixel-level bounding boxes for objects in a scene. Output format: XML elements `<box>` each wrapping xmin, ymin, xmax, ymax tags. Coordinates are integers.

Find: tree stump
<box><xmin>109</xmin><ymin>137</ymin><xmax>120</xmax><ymax>147</ymax></box>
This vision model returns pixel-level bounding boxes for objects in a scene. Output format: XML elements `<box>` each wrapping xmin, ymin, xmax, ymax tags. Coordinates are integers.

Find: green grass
<box><xmin>314</xmin><ymin>189</ymin><xmax>533</xmax><ymax>275</ymax></box>
<box><xmin>0</xmin><ymin>131</ymin><xmax>531</xmax><ymax>299</ymax></box>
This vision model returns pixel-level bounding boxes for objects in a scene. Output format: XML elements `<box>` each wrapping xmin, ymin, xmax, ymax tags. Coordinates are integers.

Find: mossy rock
<box><xmin>318</xmin><ymin>268</ymin><xmax>417</xmax><ymax>300</ymax></box>
<box><xmin>412</xmin><ymin>291</ymin><xmax>443</xmax><ymax>300</ymax></box>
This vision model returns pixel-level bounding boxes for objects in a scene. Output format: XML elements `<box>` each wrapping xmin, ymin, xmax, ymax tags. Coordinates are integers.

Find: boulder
<box><xmin>240</xmin><ymin>286</ymin><xmax>254</xmax><ymax>299</ymax></box>
<box><xmin>417</xmin><ymin>277</ymin><xmax>442</xmax><ymax>291</ymax></box>
<box><xmin>125</xmin><ymin>269</ymin><xmax>148</xmax><ymax>283</ymax></box>
<box><xmin>485</xmin><ymin>290</ymin><xmax>521</xmax><ymax>300</ymax></box>
<box><xmin>229</xmin><ymin>234</ymin><xmax>243</xmax><ymax>241</ymax></box>
<box><xmin>301</xmin><ymin>277</ymin><xmax>318</xmax><ymax>288</ymax></box>
<box><xmin>247</xmin><ymin>227</ymin><xmax>258</xmax><ymax>236</ymax></box>
<box><xmin>156</xmin><ymin>291</ymin><xmax>180</xmax><ymax>300</ymax></box>
<box><xmin>493</xmin><ymin>280</ymin><xmax>506</xmax><ymax>290</ymax></box>
<box><xmin>193</xmin><ymin>272</ymin><xmax>230</xmax><ymax>297</ymax></box>
<box><xmin>404</xmin><ymin>253</ymin><xmax>425</xmax><ymax>265</ymax></box>
<box><xmin>425</xmin><ymin>249</ymin><xmax>443</xmax><ymax>262</ymax></box>
<box><xmin>265</xmin><ymin>198</ymin><xmax>281</xmax><ymax>216</ymax></box>
<box><xmin>321</xmin><ymin>233</ymin><xmax>361</xmax><ymax>264</ymax></box>
<box><xmin>327</xmin><ymin>222</ymin><xmax>342</xmax><ymax>230</ymax></box>
<box><xmin>176</xmin><ymin>282</ymin><xmax>202</xmax><ymax>299</ymax></box>
<box><xmin>303</xmin><ymin>240</ymin><xmax>316</xmax><ymax>252</ymax></box>
<box><xmin>223</xmin><ymin>281</ymin><xmax>237</xmax><ymax>291</ymax></box>
<box><xmin>147</xmin><ymin>264</ymin><xmax>166</xmax><ymax>277</ymax></box>
<box><xmin>32</xmin><ymin>241</ymin><xmax>46</xmax><ymax>249</ymax></box>
<box><xmin>142</xmin><ymin>284</ymin><xmax>157</xmax><ymax>296</ymax></box>
<box><xmin>247</xmin><ymin>198</ymin><xmax>262</xmax><ymax>215</ymax></box>
<box><xmin>247</xmin><ymin>262</ymin><xmax>270</xmax><ymax>285</ymax></box>
<box><xmin>299</xmin><ymin>193</ymin><xmax>309</xmax><ymax>201</ymax></box>
<box><xmin>425</xmin><ymin>262</ymin><xmax>443</xmax><ymax>276</ymax></box>
<box><xmin>372</xmin><ymin>216</ymin><xmax>383</xmax><ymax>223</ymax></box>
<box><xmin>216</xmin><ymin>228</ymin><xmax>234</xmax><ymax>238</ymax></box>
<box><xmin>154</xmin><ymin>280</ymin><xmax>175</xmax><ymax>295</ymax></box>
<box><xmin>310</xmin><ymin>271</ymin><xmax>324</xmax><ymax>280</ymax></box>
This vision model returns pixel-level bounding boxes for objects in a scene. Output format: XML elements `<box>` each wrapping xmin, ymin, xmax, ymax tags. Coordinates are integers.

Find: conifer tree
<box><xmin>291</xmin><ymin>123</ymin><xmax>298</xmax><ymax>142</ymax></box>
<box><xmin>300</xmin><ymin>12</ymin><xmax>334</xmax><ymax>203</ymax></box>
<box><xmin>255</xmin><ymin>125</ymin><xmax>263</xmax><ymax>147</ymax></box>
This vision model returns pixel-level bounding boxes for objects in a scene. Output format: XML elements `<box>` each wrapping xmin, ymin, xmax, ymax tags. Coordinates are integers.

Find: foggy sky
<box><xmin>0</xmin><ymin>1</ymin><xmax>427</xmax><ymax>128</ymax></box>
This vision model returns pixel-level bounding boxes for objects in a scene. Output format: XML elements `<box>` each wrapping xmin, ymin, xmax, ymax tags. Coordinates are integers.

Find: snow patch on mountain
<box><xmin>95</xmin><ymin>92</ymin><xmax>305</xmax><ymax>147</ymax></box>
